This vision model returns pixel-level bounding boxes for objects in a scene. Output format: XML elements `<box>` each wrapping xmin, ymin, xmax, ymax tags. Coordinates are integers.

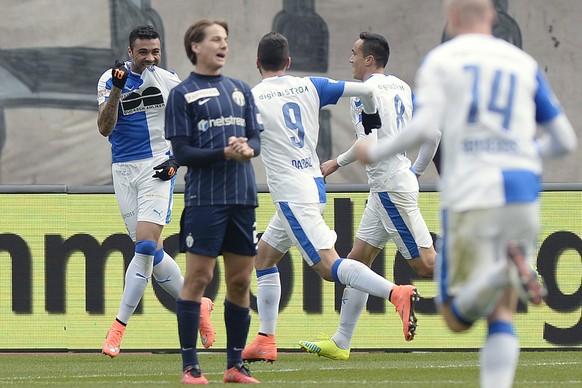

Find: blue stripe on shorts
<box><xmin>378</xmin><ymin>192</ymin><xmax>419</xmax><ymax>258</ymax></box>
<box><xmin>279</xmin><ymin>202</ymin><xmax>321</xmax><ymax>265</ymax></box>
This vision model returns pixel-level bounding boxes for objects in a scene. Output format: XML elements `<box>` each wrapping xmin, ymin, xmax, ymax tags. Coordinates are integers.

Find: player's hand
<box><xmin>361</xmin><ymin>110</ymin><xmax>382</xmax><ymax>135</ymax></box>
<box><xmin>111</xmin><ymin>60</ymin><xmax>129</xmax><ymax>90</ymax></box>
<box><xmin>320</xmin><ymin>159</ymin><xmax>340</xmax><ymax>182</ymax></box>
<box><xmin>152</xmin><ymin>158</ymin><xmax>179</xmax><ymax>181</ymax></box>
<box><xmin>355</xmin><ymin>140</ymin><xmax>374</xmax><ymax>164</ymax></box>
<box><xmin>226</xmin><ymin>136</ymin><xmax>254</xmax><ymax>161</ymax></box>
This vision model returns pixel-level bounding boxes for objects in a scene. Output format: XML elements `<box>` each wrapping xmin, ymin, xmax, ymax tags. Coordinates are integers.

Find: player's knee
<box><xmin>409</xmin><ymin>259</ymin><xmax>434</xmax><ymax>278</ymax></box>
<box><xmin>311</xmin><ymin>261</ymin><xmax>334</xmax><ymax>281</ymax></box>
<box><xmin>183</xmin><ymin>271</ymin><xmax>212</xmax><ymax>293</ymax></box>
<box><xmin>255</xmin><ymin>254</ymin><xmax>280</xmax><ymax>270</ymax></box>
<box><xmin>135</xmin><ymin>240</ymin><xmax>158</xmax><ymax>256</ymax></box>
<box><xmin>443</xmin><ymin>305</ymin><xmax>472</xmax><ymax>333</ymax></box>
<box><xmin>413</xmin><ymin>247</ymin><xmax>436</xmax><ymax>278</ymax></box>
<box><xmin>227</xmin><ymin>275</ymin><xmax>252</xmax><ymax>295</ymax></box>
<box><xmin>415</xmin><ymin>265</ymin><xmax>434</xmax><ymax>278</ymax></box>
<box><xmin>446</xmin><ymin>319</ymin><xmax>472</xmax><ymax>333</ymax></box>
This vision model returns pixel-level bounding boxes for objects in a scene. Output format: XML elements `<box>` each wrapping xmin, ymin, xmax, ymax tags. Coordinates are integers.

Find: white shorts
<box><xmin>356</xmin><ymin>191</ymin><xmax>432</xmax><ymax>259</ymax></box>
<box><xmin>260</xmin><ymin>202</ymin><xmax>337</xmax><ymax>267</ymax></box>
<box><xmin>437</xmin><ymin>202</ymin><xmax>539</xmax><ymax>305</ymax></box>
<box><xmin>112</xmin><ymin>154</ymin><xmax>176</xmax><ymax>242</ymax></box>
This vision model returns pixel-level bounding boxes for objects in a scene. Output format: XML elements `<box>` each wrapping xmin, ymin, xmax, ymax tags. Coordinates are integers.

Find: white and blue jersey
<box><xmin>414</xmin><ymin>34</ymin><xmax>563</xmax><ymax>211</ymax></box>
<box><xmin>252</xmin><ymin>75</ymin><xmax>345</xmax><ymax>204</ymax></box>
<box><xmin>97</xmin><ymin>61</ymin><xmax>181</xmax><ymax>163</ymax></box>
<box><xmin>351</xmin><ymin>73</ymin><xmax>417</xmax><ymax>193</ymax></box>
<box><xmin>165</xmin><ymin>72</ymin><xmax>263</xmax><ymax>207</ymax></box>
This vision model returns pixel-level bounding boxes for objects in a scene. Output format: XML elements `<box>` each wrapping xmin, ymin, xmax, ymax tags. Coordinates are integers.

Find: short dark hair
<box><xmin>257</xmin><ymin>32</ymin><xmax>290</xmax><ymax>71</ymax></box>
<box><xmin>359</xmin><ymin>31</ymin><xmax>390</xmax><ymax>68</ymax></box>
<box><xmin>184</xmin><ymin>19</ymin><xmax>229</xmax><ymax>66</ymax></box>
<box><xmin>129</xmin><ymin>25</ymin><xmax>160</xmax><ymax>49</ymax></box>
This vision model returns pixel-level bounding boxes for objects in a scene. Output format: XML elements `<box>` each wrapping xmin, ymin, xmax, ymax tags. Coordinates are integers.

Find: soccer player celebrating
<box><xmin>356</xmin><ymin>0</ymin><xmax>577</xmax><ymax>386</ymax></box>
<box><xmin>165</xmin><ymin>19</ymin><xmax>263</xmax><ymax>384</ymax></box>
<box><xmin>242</xmin><ymin>32</ymin><xmax>420</xmax><ymax>364</ymax></box>
<box><xmin>97</xmin><ymin>25</ymin><xmax>215</xmax><ymax>358</ymax></box>
<box><xmin>299</xmin><ymin>31</ymin><xmax>439</xmax><ymax>360</ymax></box>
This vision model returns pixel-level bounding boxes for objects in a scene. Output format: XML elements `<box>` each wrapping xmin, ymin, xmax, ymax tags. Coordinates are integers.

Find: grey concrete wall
<box><xmin>0</xmin><ymin>0</ymin><xmax>579</xmax><ymax>185</ymax></box>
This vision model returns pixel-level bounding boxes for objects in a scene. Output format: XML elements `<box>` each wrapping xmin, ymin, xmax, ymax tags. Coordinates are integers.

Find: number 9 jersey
<box><xmin>252</xmin><ymin>75</ymin><xmax>346</xmax><ymax>204</ymax></box>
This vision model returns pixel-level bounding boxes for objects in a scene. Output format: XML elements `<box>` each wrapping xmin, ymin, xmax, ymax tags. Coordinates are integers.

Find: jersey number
<box><xmin>464</xmin><ymin>65</ymin><xmax>516</xmax><ymax>130</ymax></box>
<box><xmin>394</xmin><ymin>94</ymin><xmax>406</xmax><ymax>130</ymax></box>
<box><xmin>283</xmin><ymin>102</ymin><xmax>305</xmax><ymax>148</ymax></box>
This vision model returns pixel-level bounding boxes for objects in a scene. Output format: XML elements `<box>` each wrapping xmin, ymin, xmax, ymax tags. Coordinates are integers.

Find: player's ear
<box><xmin>191</xmin><ymin>41</ymin><xmax>200</xmax><ymax>55</ymax></box>
<box><xmin>286</xmin><ymin>57</ymin><xmax>291</xmax><ymax>70</ymax></box>
<box><xmin>489</xmin><ymin>7</ymin><xmax>497</xmax><ymax>26</ymax></box>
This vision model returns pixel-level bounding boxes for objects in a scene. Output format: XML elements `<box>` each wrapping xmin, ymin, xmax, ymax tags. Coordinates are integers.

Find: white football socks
<box><xmin>256</xmin><ymin>271</ymin><xmax>281</xmax><ymax>335</ymax></box>
<box><xmin>116</xmin><ymin>249</ymin><xmax>154</xmax><ymax>324</ymax></box>
<box><xmin>332</xmin><ymin>286</ymin><xmax>369</xmax><ymax>349</ymax></box>
<box><xmin>480</xmin><ymin>323</ymin><xmax>519</xmax><ymax>388</ymax></box>
<box><xmin>335</xmin><ymin>259</ymin><xmax>393</xmax><ymax>300</ymax></box>
<box><xmin>152</xmin><ymin>251</ymin><xmax>184</xmax><ymax>299</ymax></box>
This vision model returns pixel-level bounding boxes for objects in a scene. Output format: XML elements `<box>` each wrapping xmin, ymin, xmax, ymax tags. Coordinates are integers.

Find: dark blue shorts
<box><xmin>179</xmin><ymin>205</ymin><xmax>257</xmax><ymax>257</ymax></box>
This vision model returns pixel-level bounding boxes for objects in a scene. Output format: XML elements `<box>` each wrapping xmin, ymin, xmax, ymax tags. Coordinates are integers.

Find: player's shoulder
<box><xmin>305</xmin><ymin>76</ymin><xmax>344</xmax><ymax>94</ymax></box>
<box><xmin>151</xmin><ymin>65</ymin><xmax>178</xmax><ymax>76</ymax></box>
<box><xmin>306</xmin><ymin>75</ymin><xmax>339</xmax><ymax>85</ymax></box>
<box><xmin>98</xmin><ymin>68</ymin><xmax>112</xmax><ymax>83</ymax></box>
<box><xmin>494</xmin><ymin>37</ymin><xmax>537</xmax><ymax>68</ymax></box>
<box><xmin>384</xmin><ymin>74</ymin><xmax>411</xmax><ymax>89</ymax></box>
<box><xmin>148</xmin><ymin>65</ymin><xmax>182</xmax><ymax>83</ymax></box>
<box><xmin>366</xmin><ymin>73</ymin><xmax>411</xmax><ymax>96</ymax></box>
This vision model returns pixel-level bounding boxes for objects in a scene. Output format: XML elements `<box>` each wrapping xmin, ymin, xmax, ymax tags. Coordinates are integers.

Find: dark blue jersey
<box><xmin>165</xmin><ymin>72</ymin><xmax>263</xmax><ymax>206</ymax></box>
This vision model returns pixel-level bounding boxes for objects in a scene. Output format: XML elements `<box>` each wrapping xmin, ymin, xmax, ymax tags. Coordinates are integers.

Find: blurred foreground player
<box><xmin>356</xmin><ymin>1</ymin><xmax>577</xmax><ymax>386</ymax></box>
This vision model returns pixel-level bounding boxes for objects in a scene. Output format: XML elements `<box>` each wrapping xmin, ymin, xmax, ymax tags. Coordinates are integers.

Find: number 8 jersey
<box><xmin>351</xmin><ymin>73</ymin><xmax>417</xmax><ymax>193</ymax></box>
<box><xmin>252</xmin><ymin>75</ymin><xmax>346</xmax><ymax>204</ymax></box>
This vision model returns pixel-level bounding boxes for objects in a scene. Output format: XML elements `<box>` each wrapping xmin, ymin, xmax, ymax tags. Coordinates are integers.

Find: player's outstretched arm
<box><xmin>536</xmin><ymin>114</ymin><xmax>577</xmax><ymax>159</ymax></box>
<box><xmin>342</xmin><ymin>82</ymin><xmax>381</xmax><ymax>134</ymax></box>
<box><xmin>411</xmin><ymin>129</ymin><xmax>442</xmax><ymax>177</ymax></box>
<box><xmin>363</xmin><ymin>103</ymin><xmax>440</xmax><ymax>164</ymax></box>
<box><xmin>341</xmin><ymin>82</ymin><xmax>377</xmax><ymax>114</ymax></box>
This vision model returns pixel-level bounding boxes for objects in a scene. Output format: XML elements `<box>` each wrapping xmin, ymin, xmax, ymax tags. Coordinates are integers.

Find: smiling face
<box><xmin>192</xmin><ymin>23</ymin><xmax>228</xmax><ymax>75</ymax></box>
<box><xmin>128</xmin><ymin>38</ymin><xmax>161</xmax><ymax>74</ymax></box>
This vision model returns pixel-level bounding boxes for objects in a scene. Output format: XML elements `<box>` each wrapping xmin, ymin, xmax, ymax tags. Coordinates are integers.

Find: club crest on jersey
<box><xmin>185</xmin><ymin>233</ymin><xmax>194</xmax><ymax>248</ymax></box>
<box><xmin>231</xmin><ymin>89</ymin><xmax>246</xmax><ymax>107</ymax></box>
<box><xmin>353</xmin><ymin>99</ymin><xmax>364</xmax><ymax>115</ymax></box>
